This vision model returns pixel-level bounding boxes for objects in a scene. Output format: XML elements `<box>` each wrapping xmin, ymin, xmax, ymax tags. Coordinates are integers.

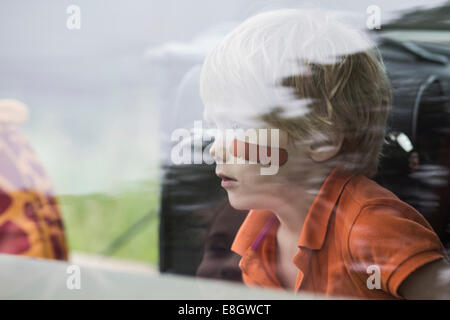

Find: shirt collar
<box><xmin>297</xmin><ymin>167</ymin><xmax>353</xmax><ymax>250</ymax></box>
<box><xmin>231</xmin><ymin>209</ymin><xmax>274</xmax><ymax>256</ymax></box>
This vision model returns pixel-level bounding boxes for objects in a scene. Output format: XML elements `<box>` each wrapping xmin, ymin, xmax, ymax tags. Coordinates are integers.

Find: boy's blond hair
<box><xmin>200</xmin><ymin>8</ymin><xmax>392</xmax><ymax>177</ymax></box>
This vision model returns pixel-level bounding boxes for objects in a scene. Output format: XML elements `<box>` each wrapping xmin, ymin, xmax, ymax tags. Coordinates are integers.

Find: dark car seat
<box><xmin>374</xmin><ymin>37</ymin><xmax>450</xmax><ymax>250</ymax></box>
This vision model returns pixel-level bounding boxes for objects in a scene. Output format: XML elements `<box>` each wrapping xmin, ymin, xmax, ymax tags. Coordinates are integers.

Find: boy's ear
<box><xmin>308</xmin><ymin>133</ymin><xmax>343</xmax><ymax>163</ymax></box>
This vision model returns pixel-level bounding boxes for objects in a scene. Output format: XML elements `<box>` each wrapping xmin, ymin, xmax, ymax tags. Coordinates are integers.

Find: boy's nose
<box><xmin>209</xmin><ymin>139</ymin><xmax>227</xmax><ymax>163</ymax></box>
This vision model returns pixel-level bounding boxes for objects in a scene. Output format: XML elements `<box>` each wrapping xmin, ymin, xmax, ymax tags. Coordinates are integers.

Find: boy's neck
<box><xmin>271</xmin><ymin>166</ymin><xmax>332</xmax><ymax>239</ymax></box>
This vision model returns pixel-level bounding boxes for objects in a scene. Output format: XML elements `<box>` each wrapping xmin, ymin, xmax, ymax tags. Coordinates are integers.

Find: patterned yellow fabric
<box><xmin>0</xmin><ymin>124</ymin><xmax>68</xmax><ymax>260</ymax></box>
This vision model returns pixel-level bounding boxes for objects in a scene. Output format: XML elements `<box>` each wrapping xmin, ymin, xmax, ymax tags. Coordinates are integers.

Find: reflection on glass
<box><xmin>195</xmin><ymin>7</ymin><xmax>450</xmax><ymax>299</ymax></box>
<box><xmin>196</xmin><ymin>200</ymin><xmax>247</xmax><ymax>282</ymax></box>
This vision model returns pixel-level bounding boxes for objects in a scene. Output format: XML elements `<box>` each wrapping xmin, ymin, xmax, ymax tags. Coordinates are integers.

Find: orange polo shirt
<box><xmin>231</xmin><ymin>168</ymin><xmax>447</xmax><ymax>299</ymax></box>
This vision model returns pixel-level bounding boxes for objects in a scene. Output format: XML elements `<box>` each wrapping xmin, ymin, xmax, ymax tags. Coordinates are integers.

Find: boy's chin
<box><xmin>227</xmin><ymin>194</ymin><xmax>255</xmax><ymax>211</ymax></box>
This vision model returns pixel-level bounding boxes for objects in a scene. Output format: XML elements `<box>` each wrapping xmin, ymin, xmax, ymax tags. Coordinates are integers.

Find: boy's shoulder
<box><xmin>337</xmin><ymin>173</ymin><xmax>443</xmax><ymax>257</ymax></box>
<box><xmin>340</xmin><ymin>174</ymin><xmax>444</xmax><ymax>257</ymax></box>
<box><xmin>339</xmin><ymin>174</ymin><xmax>445</xmax><ymax>297</ymax></box>
<box><xmin>339</xmin><ymin>174</ymin><xmax>423</xmax><ymax>223</ymax></box>
<box><xmin>343</xmin><ymin>174</ymin><xmax>400</xmax><ymax>206</ymax></box>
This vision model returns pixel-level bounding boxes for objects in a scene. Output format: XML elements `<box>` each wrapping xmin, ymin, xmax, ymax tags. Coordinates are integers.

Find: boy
<box><xmin>199</xmin><ymin>9</ymin><xmax>449</xmax><ymax>299</ymax></box>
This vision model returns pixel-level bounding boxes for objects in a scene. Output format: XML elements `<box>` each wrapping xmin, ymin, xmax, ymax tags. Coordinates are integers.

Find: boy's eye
<box><xmin>230</xmin><ymin>139</ymin><xmax>289</xmax><ymax>166</ymax></box>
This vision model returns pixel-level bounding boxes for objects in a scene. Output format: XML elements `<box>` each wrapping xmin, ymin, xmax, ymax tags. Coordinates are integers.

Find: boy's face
<box><xmin>210</xmin><ymin>127</ymin><xmax>318</xmax><ymax>210</ymax></box>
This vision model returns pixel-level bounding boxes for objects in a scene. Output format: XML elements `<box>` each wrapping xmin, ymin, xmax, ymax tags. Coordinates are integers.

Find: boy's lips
<box><xmin>216</xmin><ymin>173</ymin><xmax>239</xmax><ymax>188</ymax></box>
